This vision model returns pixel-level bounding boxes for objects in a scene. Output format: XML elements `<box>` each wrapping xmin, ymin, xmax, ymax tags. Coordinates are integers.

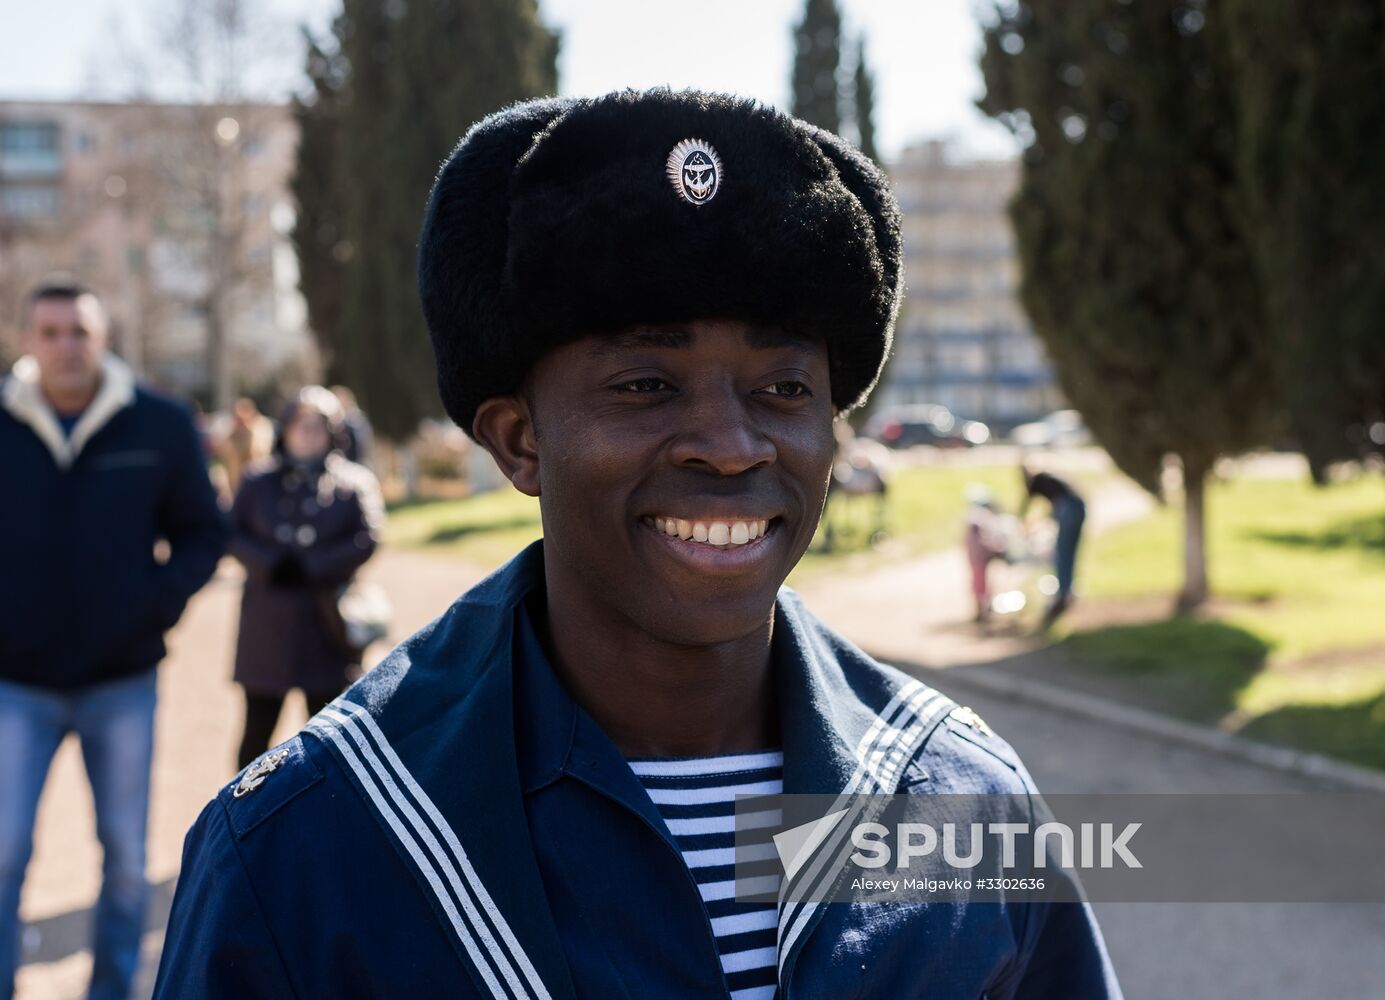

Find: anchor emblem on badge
<box><xmin>233</xmin><ymin>748</ymin><xmax>291</xmax><ymax>798</ymax></box>
<box><xmin>666</xmin><ymin>138</ymin><xmax>722</xmax><ymax>206</ymax></box>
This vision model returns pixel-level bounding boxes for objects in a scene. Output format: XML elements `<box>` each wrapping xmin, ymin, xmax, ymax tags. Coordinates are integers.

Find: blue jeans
<box><xmin>0</xmin><ymin>670</ymin><xmax>157</xmax><ymax>1000</ymax></box>
<box><xmin>1053</xmin><ymin>495</ymin><xmax>1087</xmax><ymax>600</ymax></box>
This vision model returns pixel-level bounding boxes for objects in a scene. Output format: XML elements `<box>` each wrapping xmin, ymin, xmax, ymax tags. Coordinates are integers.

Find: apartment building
<box><xmin>883</xmin><ymin>141</ymin><xmax>1063</xmax><ymax>433</ymax></box>
<box><xmin>0</xmin><ymin>100</ymin><xmax>315</xmax><ymax>405</ymax></box>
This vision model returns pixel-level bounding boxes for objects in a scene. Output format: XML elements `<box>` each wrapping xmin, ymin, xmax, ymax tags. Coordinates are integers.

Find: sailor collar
<box><xmin>305</xmin><ymin>541</ymin><xmax>954</xmax><ymax>999</ymax></box>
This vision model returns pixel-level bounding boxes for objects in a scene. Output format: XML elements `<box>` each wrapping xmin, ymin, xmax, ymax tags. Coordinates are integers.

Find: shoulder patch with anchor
<box><xmin>948</xmin><ymin>705</ymin><xmax>995</xmax><ymax>738</ymax></box>
<box><xmin>234</xmin><ymin>748</ymin><xmax>291</xmax><ymax>798</ymax></box>
<box><xmin>940</xmin><ymin>702</ymin><xmax>1027</xmax><ymax>781</ymax></box>
<box><xmin>222</xmin><ymin>736</ymin><xmax>324</xmax><ymax>840</ymax></box>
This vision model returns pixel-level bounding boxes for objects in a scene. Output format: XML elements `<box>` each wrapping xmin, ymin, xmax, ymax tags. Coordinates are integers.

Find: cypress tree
<box><xmin>792</xmin><ymin>0</ymin><xmax>843</xmax><ymax>133</ymax></box>
<box><xmin>291</xmin><ymin>24</ymin><xmax>348</xmax><ymax>382</ymax></box>
<box><xmin>978</xmin><ymin>0</ymin><xmax>1278</xmax><ymax>608</ymax></box>
<box><xmin>335</xmin><ymin>0</ymin><xmax>402</xmax><ymax>434</ymax></box>
<box><xmin>1224</xmin><ymin>0</ymin><xmax>1385</xmax><ymax>478</ymax></box>
<box><xmin>851</xmin><ymin>37</ymin><xmax>879</xmax><ymax>165</ymax></box>
<box><xmin>294</xmin><ymin>0</ymin><xmax>558</xmax><ymax>441</ymax></box>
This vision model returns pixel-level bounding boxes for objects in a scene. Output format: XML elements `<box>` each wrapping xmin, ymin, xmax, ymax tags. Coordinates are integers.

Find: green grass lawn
<box><xmin>1055</xmin><ymin>473</ymin><xmax>1385</xmax><ymax>770</ymax></box>
<box><xmin>384</xmin><ymin>462</ymin><xmax>1089</xmax><ymax>579</ymax></box>
<box><xmin>386</xmin><ymin>487</ymin><xmax>543</xmax><ymax>569</ymax></box>
<box><xmin>790</xmin><ymin>464</ymin><xmax>1034</xmax><ymax>582</ymax></box>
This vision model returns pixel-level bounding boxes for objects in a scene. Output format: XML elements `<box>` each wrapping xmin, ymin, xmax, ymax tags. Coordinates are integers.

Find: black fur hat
<box><xmin>417</xmin><ymin>88</ymin><xmax>902</xmax><ymax>438</ymax></box>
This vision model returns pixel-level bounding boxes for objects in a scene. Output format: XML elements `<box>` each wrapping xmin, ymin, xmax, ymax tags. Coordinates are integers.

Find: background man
<box><xmin>0</xmin><ymin>278</ymin><xmax>227</xmax><ymax>1000</ymax></box>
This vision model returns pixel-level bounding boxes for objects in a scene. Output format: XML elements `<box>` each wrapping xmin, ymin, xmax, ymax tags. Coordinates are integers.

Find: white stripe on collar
<box><xmin>1</xmin><ymin>353</ymin><xmax>136</xmax><ymax>469</ymax></box>
<box><xmin>307</xmin><ymin>699</ymin><xmax>554</xmax><ymax>1000</ymax></box>
<box><xmin>775</xmin><ymin>679</ymin><xmax>956</xmax><ymax>982</ymax></box>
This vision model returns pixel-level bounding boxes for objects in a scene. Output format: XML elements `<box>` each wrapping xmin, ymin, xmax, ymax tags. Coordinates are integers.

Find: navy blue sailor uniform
<box><xmin>155</xmin><ymin>541</ymin><xmax>1121</xmax><ymax>998</ymax></box>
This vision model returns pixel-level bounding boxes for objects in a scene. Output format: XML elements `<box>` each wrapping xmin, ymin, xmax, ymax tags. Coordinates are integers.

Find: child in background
<box><xmin>964</xmin><ymin>484</ymin><xmax>1009</xmax><ymax>622</ymax></box>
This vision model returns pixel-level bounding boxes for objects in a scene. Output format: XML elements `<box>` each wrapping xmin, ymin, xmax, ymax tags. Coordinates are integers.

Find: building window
<box><xmin>0</xmin><ymin>184</ymin><xmax>61</xmax><ymax>219</ymax></box>
<box><xmin>935</xmin><ymin>339</ymin><xmax>989</xmax><ymax>375</ymax></box>
<box><xmin>0</xmin><ymin>121</ymin><xmax>62</xmax><ymax>177</ymax></box>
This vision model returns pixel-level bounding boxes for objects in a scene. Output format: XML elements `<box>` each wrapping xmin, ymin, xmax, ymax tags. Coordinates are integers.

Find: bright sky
<box><xmin>0</xmin><ymin>0</ymin><xmax>1018</xmax><ymax>161</ymax></box>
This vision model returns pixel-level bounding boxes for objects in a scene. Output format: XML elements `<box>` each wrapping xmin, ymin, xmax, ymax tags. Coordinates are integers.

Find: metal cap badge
<box><xmin>666</xmin><ymin>138</ymin><xmax>722</xmax><ymax>206</ymax></box>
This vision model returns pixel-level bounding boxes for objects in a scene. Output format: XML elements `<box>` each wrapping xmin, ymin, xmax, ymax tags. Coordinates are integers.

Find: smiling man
<box><xmin>155</xmin><ymin>90</ymin><xmax>1121</xmax><ymax>999</ymax></box>
<box><xmin>493</xmin><ymin>320</ymin><xmax>833</xmax><ymax>761</ymax></box>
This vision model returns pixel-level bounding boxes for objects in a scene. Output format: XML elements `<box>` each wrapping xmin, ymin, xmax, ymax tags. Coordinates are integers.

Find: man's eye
<box><xmin>616</xmin><ymin>377</ymin><xmax>671</xmax><ymax>393</ymax></box>
<box><xmin>762</xmin><ymin>380</ymin><xmax>811</xmax><ymax>399</ymax></box>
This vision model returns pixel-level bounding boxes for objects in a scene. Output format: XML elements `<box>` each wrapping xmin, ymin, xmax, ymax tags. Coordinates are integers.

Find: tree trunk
<box><xmin>400</xmin><ymin>439</ymin><xmax>420</xmax><ymax>500</ymax></box>
<box><xmin>1178</xmin><ymin>460</ymin><xmax>1209</xmax><ymax>612</ymax></box>
<box><xmin>206</xmin><ymin>299</ymin><xmax>232</xmax><ymax>412</ymax></box>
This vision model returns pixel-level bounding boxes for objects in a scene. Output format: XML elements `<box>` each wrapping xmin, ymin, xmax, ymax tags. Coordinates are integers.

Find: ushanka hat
<box><xmin>417</xmin><ymin>88</ymin><xmax>903</xmax><ymax>438</ymax></box>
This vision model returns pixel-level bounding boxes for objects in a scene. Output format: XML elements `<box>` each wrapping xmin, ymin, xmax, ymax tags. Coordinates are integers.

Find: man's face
<box><xmin>508</xmin><ymin>319</ymin><xmax>837</xmax><ymax>646</ymax></box>
<box><xmin>21</xmin><ymin>295</ymin><xmax>108</xmax><ymax>407</ymax></box>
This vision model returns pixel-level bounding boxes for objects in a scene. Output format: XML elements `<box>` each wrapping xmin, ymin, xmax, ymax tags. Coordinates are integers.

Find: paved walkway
<box><xmin>17</xmin><ymin>480</ymin><xmax>1382</xmax><ymax>998</ymax></box>
<box><xmin>15</xmin><ymin>554</ymin><xmax>490</xmax><ymax>999</ymax></box>
<box><xmin>795</xmin><ymin>478</ymin><xmax>1154</xmax><ymax>668</ymax></box>
<box><xmin>934</xmin><ymin>680</ymin><xmax>1385</xmax><ymax>998</ymax></box>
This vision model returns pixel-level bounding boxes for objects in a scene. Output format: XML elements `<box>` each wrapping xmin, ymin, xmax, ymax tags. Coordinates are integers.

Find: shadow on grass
<box><xmin>386</xmin><ymin>496</ymin><xmax>448</xmax><ymax>514</ymax></box>
<box><xmin>1240</xmin><ymin>695</ymin><xmax>1385</xmax><ymax>773</ymax></box>
<box><xmin>1051</xmin><ymin>618</ymin><xmax>1272</xmax><ymax>721</ymax></box>
<box><xmin>425</xmin><ymin>515</ymin><xmax>541</xmax><ymax>545</ymax></box>
<box><xmin>949</xmin><ymin>617</ymin><xmax>1385</xmax><ymax>772</ymax></box>
<box><xmin>1249</xmin><ymin>512</ymin><xmax>1385</xmax><ymax>559</ymax></box>
<box><xmin>959</xmin><ymin>618</ymin><xmax>1272</xmax><ymax>725</ymax></box>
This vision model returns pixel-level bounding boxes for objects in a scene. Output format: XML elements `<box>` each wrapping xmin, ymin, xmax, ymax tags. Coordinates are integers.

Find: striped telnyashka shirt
<box><xmin>627</xmin><ymin>749</ymin><xmax>784</xmax><ymax>1000</ymax></box>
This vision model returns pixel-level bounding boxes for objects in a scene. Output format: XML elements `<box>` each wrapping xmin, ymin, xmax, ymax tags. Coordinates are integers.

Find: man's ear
<box><xmin>472</xmin><ymin>395</ymin><xmax>541</xmax><ymax>496</ymax></box>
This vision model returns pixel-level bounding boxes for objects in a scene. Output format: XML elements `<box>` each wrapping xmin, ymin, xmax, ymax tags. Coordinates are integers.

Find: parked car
<box><xmin>866</xmin><ymin>405</ymin><xmax>991</xmax><ymax>449</ymax></box>
<box><xmin>1010</xmin><ymin>409</ymin><xmax>1092</xmax><ymax>449</ymax></box>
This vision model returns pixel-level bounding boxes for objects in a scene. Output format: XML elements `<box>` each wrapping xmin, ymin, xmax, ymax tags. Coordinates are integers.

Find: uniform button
<box><xmin>274</xmin><ymin>523</ymin><xmax>294</xmax><ymax>543</ymax></box>
<box><xmin>296</xmin><ymin>525</ymin><xmax>317</xmax><ymax>546</ymax></box>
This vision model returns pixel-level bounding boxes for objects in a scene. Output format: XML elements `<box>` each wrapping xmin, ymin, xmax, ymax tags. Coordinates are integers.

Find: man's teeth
<box><xmin>650</xmin><ymin>516</ymin><xmax>770</xmax><ymax>547</ymax></box>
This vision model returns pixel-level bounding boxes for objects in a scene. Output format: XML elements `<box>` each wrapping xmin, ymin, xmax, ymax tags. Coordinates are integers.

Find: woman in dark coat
<box><xmin>227</xmin><ymin>385</ymin><xmax>384</xmax><ymax>768</ymax></box>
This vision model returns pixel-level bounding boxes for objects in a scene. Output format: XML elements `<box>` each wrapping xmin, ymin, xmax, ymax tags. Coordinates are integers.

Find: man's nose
<box><xmin>668</xmin><ymin>383</ymin><xmax>777</xmax><ymax>476</ymax></box>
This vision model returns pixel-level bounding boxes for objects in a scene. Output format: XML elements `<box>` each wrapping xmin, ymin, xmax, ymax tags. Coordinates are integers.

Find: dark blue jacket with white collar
<box><xmin>155</xmin><ymin>541</ymin><xmax>1121</xmax><ymax>998</ymax></box>
<box><xmin>0</xmin><ymin>353</ymin><xmax>227</xmax><ymax>689</ymax></box>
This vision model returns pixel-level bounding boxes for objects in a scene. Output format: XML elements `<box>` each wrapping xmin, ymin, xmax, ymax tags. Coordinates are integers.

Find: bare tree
<box><xmin>88</xmin><ymin>0</ymin><xmax>299</xmax><ymax>407</ymax></box>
